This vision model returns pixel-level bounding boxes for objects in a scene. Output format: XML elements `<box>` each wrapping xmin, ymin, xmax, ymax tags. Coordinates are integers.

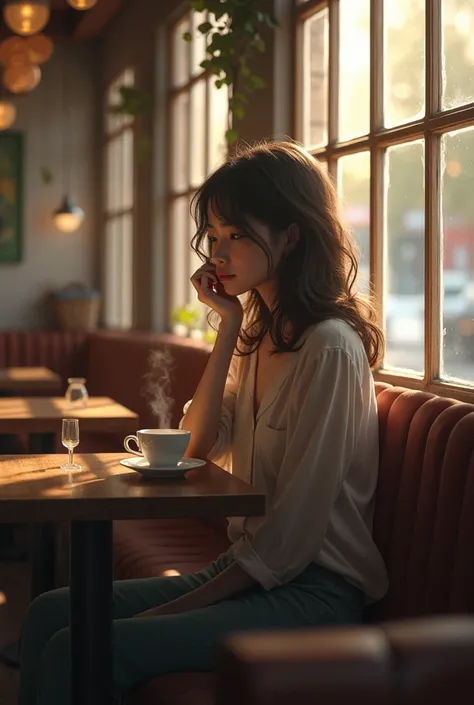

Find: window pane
<box><xmin>188</xmin><ymin>194</ymin><xmax>204</xmax><ymax>310</ymax></box>
<box><xmin>171</xmin><ymin>92</ymin><xmax>189</xmax><ymax>193</ymax></box>
<box><xmin>339</xmin><ymin>0</ymin><xmax>370</xmax><ymax>141</ymax></box>
<box><xmin>106</xmin><ymin>69</ymin><xmax>134</xmax><ymax>134</ymax></box>
<box><xmin>338</xmin><ymin>152</ymin><xmax>370</xmax><ymax>294</ymax></box>
<box><xmin>302</xmin><ymin>8</ymin><xmax>329</xmax><ymax>148</ymax></box>
<box><xmin>104</xmin><ymin>218</ymin><xmax>121</xmax><ymax>327</ymax></box>
<box><xmin>106</xmin><ymin>137</ymin><xmax>121</xmax><ymax>212</ymax></box>
<box><xmin>208</xmin><ymin>79</ymin><xmax>228</xmax><ymax>173</ymax></box>
<box><xmin>122</xmin><ymin>128</ymin><xmax>134</xmax><ymax>211</ymax></box>
<box><xmin>442</xmin><ymin>1</ymin><xmax>474</xmax><ymax>110</ymax></box>
<box><xmin>170</xmin><ymin>196</ymin><xmax>191</xmax><ymax>314</ymax></box>
<box><xmin>440</xmin><ymin>127</ymin><xmax>474</xmax><ymax>385</ymax></box>
<box><xmin>384</xmin><ymin>0</ymin><xmax>425</xmax><ymax>127</ymax></box>
<box><xmin>191</xmin><ymin>10</ymin><xmax>207</xmax><ymax>76</ymax></box>
<box><xmin>384</xmin><ymin>141</ymin><xmax>425</xmax><ymax>374</ymax></box>
<box><xmin>120</xmin><ymin>213</ymin><xmax>134</xmax><ymax>329</ymax></box>
<box><xmin>104</xmin><ymin>216</ymin><xmax>133</xmax><ymax>329</ymax></box>
<box><xmin>172</xmin><ymin>15</ymin><xmax>190</xmax><ymax>88</ymax></box>
<box><xmin>189</xmin><ymin>79</ymin><xmax>206</xmax><ymax>188</ymax></box>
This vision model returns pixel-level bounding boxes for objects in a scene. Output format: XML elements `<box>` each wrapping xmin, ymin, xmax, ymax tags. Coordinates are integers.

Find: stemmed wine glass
<box><xmin>61</xmin><ymin>418</ymin><xmax>82</xmax><ymax>471</ymax></box>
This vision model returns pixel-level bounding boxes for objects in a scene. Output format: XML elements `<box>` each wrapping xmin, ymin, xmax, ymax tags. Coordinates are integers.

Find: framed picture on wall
<box><xmin>0</xmin><ymin>131</ymin><xmax>23</xmax><ymax>263</ymax></box>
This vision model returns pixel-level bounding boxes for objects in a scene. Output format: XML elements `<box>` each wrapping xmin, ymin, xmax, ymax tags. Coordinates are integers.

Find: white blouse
<box><xmin>181</xmin><ymin>318</ymin><xmax>389</xmax><ymax>602</ymax></box>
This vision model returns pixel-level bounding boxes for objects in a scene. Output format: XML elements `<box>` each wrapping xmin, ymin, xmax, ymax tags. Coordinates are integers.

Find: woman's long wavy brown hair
<box><xmin>191</xmin><ymin>141</ymin><xmax>384</xmax><ymax>367</ymax></box>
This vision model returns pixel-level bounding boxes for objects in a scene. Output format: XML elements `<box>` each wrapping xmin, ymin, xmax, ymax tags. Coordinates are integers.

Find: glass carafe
<box><xmin>65</xmin><ymin>378</ymin><xmax>89</xmax><ymax>408</ymax></box>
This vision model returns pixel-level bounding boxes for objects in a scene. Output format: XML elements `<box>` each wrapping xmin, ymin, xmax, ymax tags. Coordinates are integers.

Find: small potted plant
<box><xmin>171</xmin><ymin>304</ymin><xmax>201</xmax><ymax>337</ymax></box>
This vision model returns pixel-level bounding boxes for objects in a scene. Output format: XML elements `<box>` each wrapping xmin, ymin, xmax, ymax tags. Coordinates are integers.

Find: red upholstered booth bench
<box><xmin>0</xmin><ymin>329</ymin><xmax>211</xmax><ymax>452</ymax></box>
<box><xmin>122</xmin><ymin>382</ymin><xmax>474</xmax><ymax>705</ymax></box>
<box><xmin>3</xmin><ymin>331</ymin><xmax>474</xmax><ymax>703</ymax></box>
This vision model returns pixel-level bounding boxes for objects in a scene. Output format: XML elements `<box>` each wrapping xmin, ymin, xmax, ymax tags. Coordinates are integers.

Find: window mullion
<box><xmin>425</xmin><ymin>0</ymin><xmax>442</xmax><ymax>382</ymax></box>
<box><xmin>185</xmin><ymin>10</ymin><xmax>193</xmax><ymax>308</ymax></box>
<box><xmin>369</xmin><ymin>0</ymin><xmax>384</xmax><ymax>348</ymax></box>
<box><xmin>425</xmin><ymin>135</ymin><xmax>441</xmax><ymax>382</ymax></box>
<box><xmin>327</xmin><ymin>0</ymin><xmax>339</xmax><ymax>162</ymax></box>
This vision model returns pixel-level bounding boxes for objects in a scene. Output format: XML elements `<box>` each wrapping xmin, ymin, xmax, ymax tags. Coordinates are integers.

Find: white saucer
<box><xmin>120</xmin><ymin>456</ymin><xmax>206</xmax><ymax>478</ymax></box>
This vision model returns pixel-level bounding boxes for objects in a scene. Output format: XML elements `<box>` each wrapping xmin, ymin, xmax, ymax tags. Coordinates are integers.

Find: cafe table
<box><xmin>0</xmin><ymin>395</ymin><xmax>138</xmax><ymax>436</ymax></box>
<box><xmin>0</xmin><ymin>366</ymin><xmax>62</xmax><ymax>394</ymax></box>
<box><xmin>0</xmin><ymin>397</ymin><xmax>140</xmax><ymax>595</ymax></box>
<box><xmin>0</xmin><ymin>452</ymin><xmax>265</xmax><ymax>705</ymax></box>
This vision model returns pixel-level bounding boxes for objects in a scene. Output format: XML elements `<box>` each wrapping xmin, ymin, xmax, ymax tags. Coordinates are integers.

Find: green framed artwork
<box><xmin>0</xmin><ymin>132</ymin><xmax>23</xmax><ymax>263</ymax></box>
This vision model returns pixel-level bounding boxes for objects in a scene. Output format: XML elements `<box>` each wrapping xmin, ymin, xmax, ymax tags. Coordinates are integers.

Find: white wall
<box><xmin>0</xmin><ymin>43</ymin><xmax>99</xmax><ymax>329</ymax></box>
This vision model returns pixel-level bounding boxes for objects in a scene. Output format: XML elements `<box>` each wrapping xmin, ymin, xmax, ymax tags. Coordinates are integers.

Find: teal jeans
<box><xmin>19</xmin><ymin>554</ymin><xmax>364</xmax><ymax>705</ymax></box>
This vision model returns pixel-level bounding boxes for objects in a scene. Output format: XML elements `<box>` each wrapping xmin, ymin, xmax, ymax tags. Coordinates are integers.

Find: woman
<box><xmin>19</xmin><ymin>141</ymin><xmax>388</xmax><ymax>705</ymax></box>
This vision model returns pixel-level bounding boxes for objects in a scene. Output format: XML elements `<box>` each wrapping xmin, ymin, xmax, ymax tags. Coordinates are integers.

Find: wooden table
<box><xmin>0</xmin><ymin>366</ymin><xmax>61</xmax><ymax>393</ymax></box>
<box><xmin>0</xmin><ymin>396</ymin><xmax>139</xmax><ymax>591</ymax></box>
<box><xmin>0</xmin><ymin>396</ymin><xmax>138</xmax><ymax>435</ymax></box>
<box><xmin>0</xmin><ymin>453</ymin><xmax>265</xmax><ymax>705</ymax></box>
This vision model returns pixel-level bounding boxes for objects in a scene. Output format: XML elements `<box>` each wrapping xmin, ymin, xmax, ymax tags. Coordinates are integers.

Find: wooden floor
<box><xmin>0</xmin><ymin>559</ymin><xmax>30</xmax><ymax>705</ymax></box>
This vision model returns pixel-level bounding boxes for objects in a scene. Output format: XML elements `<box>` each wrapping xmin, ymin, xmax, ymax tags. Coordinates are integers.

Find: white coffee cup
<box><xmin>124</xmin><ymin>429</ymin><xmax>191</xmax><ymax>468</ymax></box>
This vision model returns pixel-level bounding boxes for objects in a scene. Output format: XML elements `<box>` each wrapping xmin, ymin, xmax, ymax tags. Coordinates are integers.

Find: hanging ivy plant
<box><xmin>184</xmin><ymin>0</ymin><xmax>279</xmax><ymax>148</ymax></box>
<box><xmin>108</xmin><ymin>85</ymin><xmax>152</xmax><ymax>118</ymax></box>
<box><xmin>107</xmin><ymin>85</ymin><xmax>153</xmax><ymax>162</ymax></box>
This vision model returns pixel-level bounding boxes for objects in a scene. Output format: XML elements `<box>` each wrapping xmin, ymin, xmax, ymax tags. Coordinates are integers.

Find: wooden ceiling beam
<box><xmin>72</xmin><ymin>0</ymin><xmax>125</xmax><ymax>39</ymax></box>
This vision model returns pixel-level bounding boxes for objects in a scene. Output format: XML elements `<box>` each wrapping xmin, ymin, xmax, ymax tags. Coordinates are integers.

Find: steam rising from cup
<box><xmin>142</xmin><ymin>348</ymin><xmax>174</xmax><ymax>429</ymax></box>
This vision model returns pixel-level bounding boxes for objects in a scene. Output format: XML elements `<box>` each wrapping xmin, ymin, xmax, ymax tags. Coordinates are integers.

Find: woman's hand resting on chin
<box><xmin>190</xmin><ymin>262</ymin><xmax>243</xmax><ymax>326</ymax></box>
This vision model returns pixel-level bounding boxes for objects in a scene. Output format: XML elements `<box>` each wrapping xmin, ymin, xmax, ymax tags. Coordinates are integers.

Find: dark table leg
<box><xmin>70</xmin><ymin>520</ymin><xmax>113</xmax><ymax>705</ymax></box>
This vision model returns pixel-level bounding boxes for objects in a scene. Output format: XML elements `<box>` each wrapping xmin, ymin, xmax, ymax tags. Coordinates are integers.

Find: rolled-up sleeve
<box><xmin>179</xmin><ymin>354</ymin><xmax>239</xmax><ymax>467</ymax></box>
<box><xmin>231</xmin><ymin>347</ymin><xmax>364</xmax><ymax>589</ymax></box>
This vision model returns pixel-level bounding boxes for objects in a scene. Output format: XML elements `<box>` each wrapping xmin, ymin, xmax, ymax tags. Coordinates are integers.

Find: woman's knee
<box><xmin>22</xmin><ymin>588</ymin><xmax>70</xmax><ymax>645</ymax></box>
<box><xmin>38</xmin><ymin>629</ymin><xmax>71</xmax><ymax>705</ymax></box>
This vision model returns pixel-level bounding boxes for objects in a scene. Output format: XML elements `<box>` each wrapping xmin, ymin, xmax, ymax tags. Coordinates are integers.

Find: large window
<box><xmin>103</xmin><ymin>69</ymin><xmax>135</xmax><ymax>329</ymax></box>
<box><xmin>296</xmin><ymin>0</ymin><xmax>474</xmax><ymax>397</ymax></box>
<box><xmin>168</xmin><ymin>10</ymin><xmax>228</xmax><ymax>330</ymax></box>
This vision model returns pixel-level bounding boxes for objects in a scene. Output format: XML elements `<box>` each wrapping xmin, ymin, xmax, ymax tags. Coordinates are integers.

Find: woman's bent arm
<box><xmin>181</xmin><ymin>319</ymin><xmax>240</xmax><ymax>459</ymax></box>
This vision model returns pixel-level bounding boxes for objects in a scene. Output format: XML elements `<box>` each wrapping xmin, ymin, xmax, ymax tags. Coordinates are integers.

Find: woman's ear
<box><xmin>285</xmin><ymin>223</ymin><xmax>300</xmax><ymax>253</ymax></box>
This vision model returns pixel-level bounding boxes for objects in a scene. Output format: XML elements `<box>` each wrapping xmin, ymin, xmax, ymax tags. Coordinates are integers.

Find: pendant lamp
<box><xmin>52</xmin><ymin>49</ymin><xmax>84</xmax><ymax>233</ymax></box>
<box><xmin>0</xmin><ymin>102</ymin><xmax>16</xmax><ymax>130</ymax></box>
<box><xmin>3</xmin><ymin>1</ymin><xmax>50</xmax><ymax>37</ymax></box>
<box><xmin>67</xmin><ymin>0</ymin><xmax>98</xmax><ymax>9</ymax></box>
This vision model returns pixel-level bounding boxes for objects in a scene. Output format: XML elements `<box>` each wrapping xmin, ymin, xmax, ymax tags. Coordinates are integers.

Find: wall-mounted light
<box><xmin>53</xmin><ymin>195</ymin><xmax>85</xmax><ymax>233</ymax></box>
<box><xmin>3</xmin><ymin>1</ymin><xmax>50</xmax><ymax>37</ymax></box>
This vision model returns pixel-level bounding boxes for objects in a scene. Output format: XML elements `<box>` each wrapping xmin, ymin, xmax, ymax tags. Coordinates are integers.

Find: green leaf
<box><xmin>137</xmin><ymin>135</ymin><xmax>151</xmax><ymax>164</ymax></box>
<box><xmin>233</xmin><ymin>104</ymin><xmax>245</xmax><ymax>119</ymax></box>
<box><xmin>200</xmin><ymin>57</ymin><xmax>224</xmax><ymax>75</ymax></box>
<box><xmin>190</xmin><ymin>0</ymin><xmax>205</xmax><ymax>11</ymax></box>
<box><xmin>229</xmin><ymin>92</ymin><xmax>247</xmax><ymax>108</ymax></box>
<box><xmin>263</xmin><ymin>13</ymin><xmax>279</xmax><ymax>28</ymax></box>
<box><xmin>225</xmin><ymin>128</ymin><xmax>238</xmax><ymax>145</ymax></box>
<box><xmin>197</xmin><ymin>21</ymin><xmax>213</xmax><ymax>33</ymax></box>
<box><xmin>183</xmin><ymin>31</ymin><xmax>192</xmax><ymax>42</ymax></box>
<box><xmin>40</xmin><ymin>166</ymin><xmax>53</xmax><ymax>185</ymax></box>
<box><xmin>248</xmin><ymin>74</ymin><xmax>266</xmax><ymax>90</ymax></box>
<box><xmin>215</xmin><ymin>78</ymin><xmax>225</xmax><ymax>89</ymax></box>
<box><xmin>208</xmin><ymin>32</ymin><xmax>234</xmax><ymax>53</ymax></box>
